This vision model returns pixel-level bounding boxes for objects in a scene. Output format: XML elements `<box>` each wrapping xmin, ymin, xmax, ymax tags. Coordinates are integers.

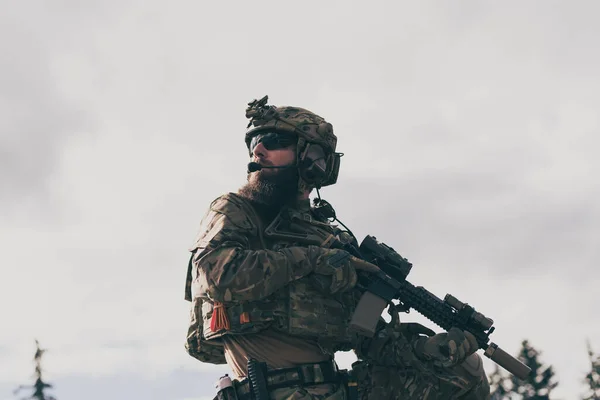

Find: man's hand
<box><xmin>307</xmin><ymin>246</ymin><xmax>382</xmax><ymax>293</ymax></box>
<box><xmin>307</xmin><ymin>247</ymin><xmax>377</xmax><ymax>293</ymax></box>
<box><xmin>309</xmin><ymin>248</ymin><xmax>357</xmax><ymax>293</ymax></box>
<box><xmin>413</xmin><ymin>327</ymin><xmax>479</xmax><ymax>368</ymax></box>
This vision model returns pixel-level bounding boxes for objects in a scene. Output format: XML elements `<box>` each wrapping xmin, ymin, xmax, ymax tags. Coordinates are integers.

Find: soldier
<box><xmin>184</xmin><ymin>96</ymin><xmax>490</xmax><ymax>399</ymax></box>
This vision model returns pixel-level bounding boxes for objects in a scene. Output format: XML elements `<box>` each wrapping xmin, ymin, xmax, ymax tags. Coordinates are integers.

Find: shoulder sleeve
<box><xmin>189</xmin><ymin>193</ymin><xmax>258</xmax><ymax>252</ymax></box>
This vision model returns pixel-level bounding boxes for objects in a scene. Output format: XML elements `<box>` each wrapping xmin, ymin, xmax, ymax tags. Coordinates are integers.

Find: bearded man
<box><xmin>184</xmin><ymin>96</ymin><xmax>490</xmax><ymax>400</ymax></box>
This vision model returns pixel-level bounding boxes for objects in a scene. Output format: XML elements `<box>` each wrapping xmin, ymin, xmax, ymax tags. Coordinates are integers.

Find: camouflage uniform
<box><xmin>184</xmin><ymin>96</ymin><xmax>490</xmax><ymax>399</ymax></box>
<box><xmin>352</xmin><ymin>322</ymin><xmax>490</xmax><ymax>399</ymax></box>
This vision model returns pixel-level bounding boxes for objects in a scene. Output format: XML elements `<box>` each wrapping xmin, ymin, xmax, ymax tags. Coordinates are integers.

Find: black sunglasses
<box><xmin>249</xmin><ymin>132</ymin><xmax>296</xmax><ymax>153</ymax></box>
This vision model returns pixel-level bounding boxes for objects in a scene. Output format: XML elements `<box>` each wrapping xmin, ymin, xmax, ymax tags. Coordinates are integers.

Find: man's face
<box><xmin>250</xmin><ymin>132</ymin><xmax>296</xmax><ymax>172</ymax></box>
<box><xmin>238</xmin><ymin>132</ymin><xmax>299</xmax><ymax>206</ymax></box>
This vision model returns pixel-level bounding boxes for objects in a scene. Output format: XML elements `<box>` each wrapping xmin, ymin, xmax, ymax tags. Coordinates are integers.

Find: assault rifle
<box><xmin>346</xmin><ymin>235</ymin><xmax>531</xmax><ymax>380</ymax></box>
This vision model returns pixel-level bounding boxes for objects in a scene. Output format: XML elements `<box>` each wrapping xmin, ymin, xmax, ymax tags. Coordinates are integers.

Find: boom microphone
<box><xmin>247</xmin><ymin>162</ymin><xmax>294</xmax><ymax>173</ymax></box>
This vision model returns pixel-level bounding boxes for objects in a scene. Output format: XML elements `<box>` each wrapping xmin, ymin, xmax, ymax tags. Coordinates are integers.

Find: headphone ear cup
<box><xmin>321</xmin><ymin>152</ymin><xmax>341</xmax><ymax>187</ymax></box>
<box><xmin>299</xmin><ymin>144</ymin><xmax>328</xmax><ymax>185</ymax></box>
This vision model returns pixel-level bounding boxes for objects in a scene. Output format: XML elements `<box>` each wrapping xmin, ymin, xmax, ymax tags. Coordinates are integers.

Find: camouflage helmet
<box><xmin>244</xmin><ymin>95</ymin><xmax>342</xmax><ymax>191</ymax></box>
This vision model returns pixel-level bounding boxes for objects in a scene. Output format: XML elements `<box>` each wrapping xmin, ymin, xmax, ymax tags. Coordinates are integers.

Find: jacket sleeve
<box><xmin>190</xmin><ymin>194</ymin><xmax>321</xmax><ymax>303</ymax></box>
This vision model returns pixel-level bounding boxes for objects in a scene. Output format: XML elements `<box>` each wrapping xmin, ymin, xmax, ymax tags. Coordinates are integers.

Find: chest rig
<box><xmin>199</xmin><ymin>195</ymin><xmax>360</xmax><ymax>355</ymax></box>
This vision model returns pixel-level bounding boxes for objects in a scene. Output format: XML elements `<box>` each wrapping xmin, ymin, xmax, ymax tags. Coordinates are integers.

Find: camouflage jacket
<box><xmin>184</xmin><ymin>193</ymin><xmax>361</xmax><ymax>364</ymax></box>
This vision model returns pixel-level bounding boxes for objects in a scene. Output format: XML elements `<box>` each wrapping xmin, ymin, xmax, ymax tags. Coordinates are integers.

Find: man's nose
<box><xmin>252</xmin><ymin>142</ymin><xmax>267</xmax><ymax>159</ymax></box>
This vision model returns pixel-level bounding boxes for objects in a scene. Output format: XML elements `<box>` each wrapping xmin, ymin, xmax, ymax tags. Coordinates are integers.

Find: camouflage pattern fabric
<box><xmin>245</xmin><ymin>97</ymin><xmax>337</xmax><ymax>154</ymax></box>
<box><xmin>352</xmin><ymin>359</ymin><xmax>490</xmax><ymax>400</ymax></box>
<box><xmin>267</xmin><ymin>384</ymin><xmax>346</xmax><ymax>399</ymax></box>
<box><xmin>185</xmin><ymin>296</ymin><xmax>226</xmax><ymax>364</ymax></box>
<box><xmin>188</xmin><ymin>193</ymin><xmax>359</xmax><ymax>304</ymax></box>
<box><xmin>186</xmin><ymin>193</ymin><xmax>489</xmax><ymax>398</ymax></box>
<box><xmin>354</xmin><ymin>321</ymin><xmax>490</xmax><ymax>399</ymax></box>
<box><xmin>213</xmin><ymin>382</ymin><xmax>346</xmax><ymax>400</ymax></box>
<box><xmin>185</xmin><ymin>193</ymin><xmax>362</xmax><ymax>362</ymax></box>
<box><xmin>413</xmin><ymin>327</ymin><xmax>480</xmax><ymax>369</ymax></box>
<box><xmin>211</xmin><ymin>359</ymin><xmax>347</xmax><ymax>399</ymax></box>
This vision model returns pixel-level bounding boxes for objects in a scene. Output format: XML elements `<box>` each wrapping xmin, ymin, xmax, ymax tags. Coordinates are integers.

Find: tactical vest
<box><xmin>185</xmin><ymin>193</ymin><xmax>360</xmax><ymax>364</ymax></box>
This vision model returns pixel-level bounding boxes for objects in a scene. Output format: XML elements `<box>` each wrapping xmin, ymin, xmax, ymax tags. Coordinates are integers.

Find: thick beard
<box><xmin>237</xmin><ymin>167</ymin><xmax>300</xmax><ymax>208</ymax></box>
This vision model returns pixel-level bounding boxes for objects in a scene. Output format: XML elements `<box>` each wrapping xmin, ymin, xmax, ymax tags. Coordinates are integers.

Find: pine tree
<box><xmin>509</xmin><ymin>340</ymin><xmax>558</xmax><ymax>400</ymax></box>
<box><xmin>583</xmin><ymin>340</ymin><xmax>600</xmax><ymax>400</ymax></box>
<box><xmin>489</xmin><ymin>364</ymin><xmax>512</xmax><ymax>400</ymax></box>
<box><xmin>14</xmin><ymin>340</ymin><xmax>57</xmax><ymax>400</ymax></box>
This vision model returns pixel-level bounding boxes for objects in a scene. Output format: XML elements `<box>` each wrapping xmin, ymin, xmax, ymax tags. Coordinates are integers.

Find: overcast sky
<box><xmin>1</xmin><ymin>1</ymin><xmax>598</xmax><ymax>399</ymax></box>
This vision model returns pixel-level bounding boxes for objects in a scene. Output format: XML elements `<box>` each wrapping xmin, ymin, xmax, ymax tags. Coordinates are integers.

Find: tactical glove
<box><xmin>309</xmin><ymin>248</ymin><xmax>359</xmax><ymax>293</ymax></box>
<box><xmin>413</xmin><ymin>327</ymin><xmax>479</xmax><ymax>368</ymax></box>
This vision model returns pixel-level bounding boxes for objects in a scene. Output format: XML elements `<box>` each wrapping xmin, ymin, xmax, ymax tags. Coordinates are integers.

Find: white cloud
<box><xmin>2</xmin><ymin>1</ymin><xmax>599</xmax><ymax>399</ymax></box>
